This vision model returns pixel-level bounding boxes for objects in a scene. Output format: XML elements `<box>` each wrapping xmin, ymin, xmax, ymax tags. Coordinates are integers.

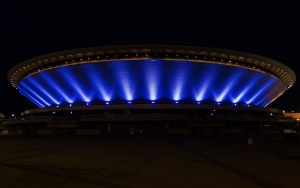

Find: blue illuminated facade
<box><xmin>7</xmin><ymin>44</ymin><xmax>297</xmax><ymax>135</ymax></box>
<box><xmin>18</xmin><ymin>59</ymin><xmax>285</xmax><ymax>108</ymax></box>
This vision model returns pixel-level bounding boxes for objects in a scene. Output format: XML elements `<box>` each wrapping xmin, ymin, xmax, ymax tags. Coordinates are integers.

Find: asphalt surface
<box><xmin>0</xmin><ymin>134</ymin><xmax>299</xmax><ymax>188</ymax></box>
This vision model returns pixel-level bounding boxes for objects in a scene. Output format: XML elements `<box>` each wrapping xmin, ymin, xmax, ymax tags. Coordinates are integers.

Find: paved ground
<box><xmin>0</xmin><ymin>134</ymin><xmax>299</xmax><ymax>188</ymax></box>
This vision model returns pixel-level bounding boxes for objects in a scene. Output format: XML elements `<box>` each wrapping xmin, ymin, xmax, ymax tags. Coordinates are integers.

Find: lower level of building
<box><xmin>1</xmin><ymin>104</ymin><xmax>297</xmax><ymax>136</ymax></box>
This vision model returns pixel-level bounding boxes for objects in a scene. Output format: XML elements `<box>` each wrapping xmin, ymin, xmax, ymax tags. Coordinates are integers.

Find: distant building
<box><xmin>4</xmin><ymin>44</ymin><xmax>296</xmax><ymax>135</ymax></box>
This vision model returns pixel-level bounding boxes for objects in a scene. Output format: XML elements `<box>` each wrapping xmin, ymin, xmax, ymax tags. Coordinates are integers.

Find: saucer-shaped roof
<box><xmin>8</xmin><ymin>44</ymin><xmax>295</xmax><ymax>108</ymax></box>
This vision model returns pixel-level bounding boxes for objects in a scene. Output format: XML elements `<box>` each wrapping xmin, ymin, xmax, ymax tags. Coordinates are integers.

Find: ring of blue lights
<box><xmin>18</xmin><ymin>59</ymin><xmax>285</xmax><ymax>108</ymax></box>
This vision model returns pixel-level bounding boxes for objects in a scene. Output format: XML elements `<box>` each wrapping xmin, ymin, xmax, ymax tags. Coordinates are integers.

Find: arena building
<box><xmin>4</xmin><ymin>44</ymin><xmax>296</xmax><ymax>135</ymax></box>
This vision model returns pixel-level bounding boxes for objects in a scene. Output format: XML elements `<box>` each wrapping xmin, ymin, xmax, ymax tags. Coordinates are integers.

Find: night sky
<box><xmin>1</xmin><ymin>2</ymin><xmax>299</xmax><ymax>116</ymax></box>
